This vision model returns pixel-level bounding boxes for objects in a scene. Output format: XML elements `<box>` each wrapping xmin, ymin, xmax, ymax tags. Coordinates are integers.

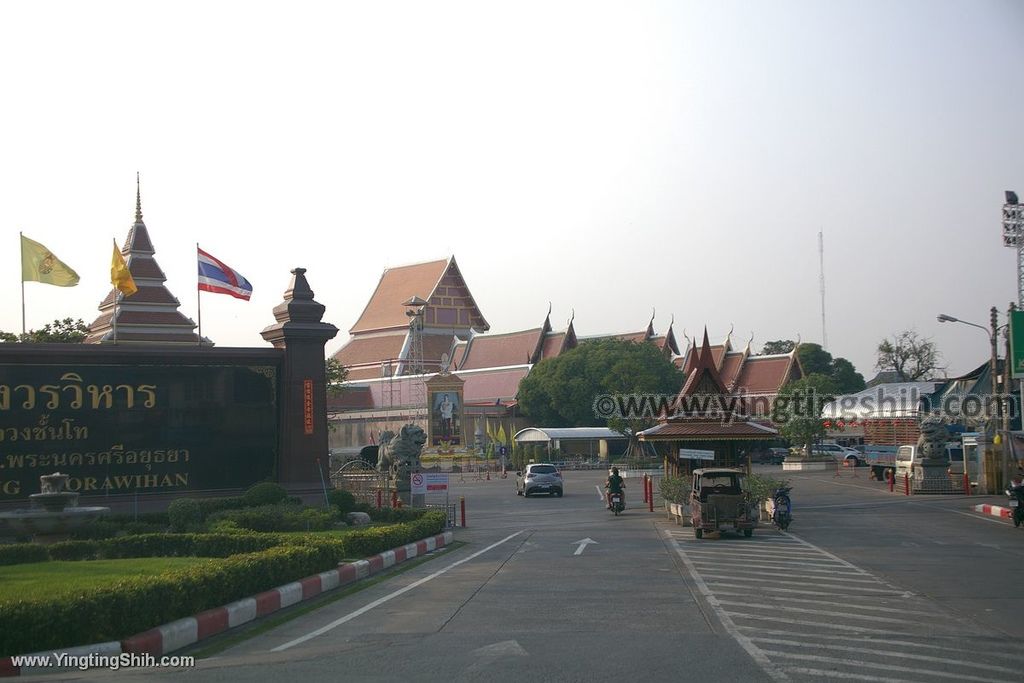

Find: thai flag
<box><xmin>197</xmin><ymin>247</ymin><xmax>253</xmax><ymax>300</ymax></box>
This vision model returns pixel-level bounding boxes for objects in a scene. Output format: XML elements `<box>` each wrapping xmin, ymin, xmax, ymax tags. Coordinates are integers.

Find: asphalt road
<box><xmin>45</xmin><ymin>466</ymin><xmax>1024</xmax><ymax>683</ymax></box>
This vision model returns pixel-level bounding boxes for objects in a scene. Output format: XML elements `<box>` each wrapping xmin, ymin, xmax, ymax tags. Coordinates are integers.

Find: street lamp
<box><xmin>938</xmin><ymin>309</ymin><xmax>1005</xmax><ymax>491</ymax></box>
<box><xmin>1003</xmin><ymin>191</ymin><xmax>1023</xmax><ymax>307</ymax></box>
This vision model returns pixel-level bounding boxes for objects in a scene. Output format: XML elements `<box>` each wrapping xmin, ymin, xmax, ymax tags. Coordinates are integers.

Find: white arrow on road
<box><xmin>573</xmin><ymin>538</ymin><xmax>598</xmax><ymax>556</ymax></box>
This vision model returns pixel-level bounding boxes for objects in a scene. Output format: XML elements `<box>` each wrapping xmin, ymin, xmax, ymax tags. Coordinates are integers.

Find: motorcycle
<box><xmin>609</xmin><ymin>491</ymin><xmax>624</xmax><ymax>516</ymax></box>
<box><xmin>1006</xmin><ymin>479</ymin><xmax>1024</xmax><ymax>528</ymax></box>
<box><xmin>771</xmin><ymin>486</ymin><xmax>792</xmax><ymax>531</ymax></box>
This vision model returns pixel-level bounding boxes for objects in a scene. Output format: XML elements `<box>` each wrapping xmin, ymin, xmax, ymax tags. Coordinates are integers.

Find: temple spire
<box><xmin>135</xmin><ymin>172</ymin><xmax>143</xmax><ymax>224</ymax></box>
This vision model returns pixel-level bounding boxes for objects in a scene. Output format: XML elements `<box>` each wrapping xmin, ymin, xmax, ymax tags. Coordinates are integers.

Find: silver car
<box><xmin>516</xmin><ymin>463</ymin><xmax>564</xmax><ymax>497</ymax></box>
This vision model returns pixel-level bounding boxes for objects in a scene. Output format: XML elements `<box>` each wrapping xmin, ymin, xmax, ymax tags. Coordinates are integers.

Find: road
<box><xmin>47</xmin><ymin>466</ymin><xmax>1024</xmax><ymax>683</ymax></box>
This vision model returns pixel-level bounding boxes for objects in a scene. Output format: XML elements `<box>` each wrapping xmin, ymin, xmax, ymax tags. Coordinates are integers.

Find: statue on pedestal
<box><xmin>377</xmin><ymin>424</ymin><xmax>427</xmax><ymax>492</ymax></box>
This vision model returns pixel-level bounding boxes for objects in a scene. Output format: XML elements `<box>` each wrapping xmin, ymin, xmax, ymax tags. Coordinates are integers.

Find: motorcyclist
<box><xmin>606</xmin><ymin>467</ymin><xmax>625</xmax><ymax>509</ymax></box>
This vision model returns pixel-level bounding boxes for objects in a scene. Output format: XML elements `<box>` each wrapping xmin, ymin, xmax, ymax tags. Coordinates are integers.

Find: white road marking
<box><xmin>270</xmin><ymin>530</ymin><xmax>526</xmax><ymax>652</ymax></box>
<box><xmin>724</xmin><ymin>612</ymin><xmax>894</xmax><ymax>634</ymax></box>
<box><xmin>667</xmin><ymin>535</ymin><xmax>792</xmax><ymax>682</ymax></box>
<box><xmin>749</xmin><ymin>629</ymin><xmax>1024</xmax><ymax>659</ymax></box>
<box><xmin>778</xmin><ymin>666</ymin><xmax>919</xmax><ymax>682</ymax></box>
<box><xmin>693</xmin><ymin>563</ymin><xmax>873</xmax><ymax>580</ymax></box>
<box><xmin>714</xmin><ymin>593</ymin><xmax>940</xmax><ymax>617</ymax></box>
<box><xmin>572</xmin><ymin>538</ymin><xmax>598</xmax><ymax>556</ymax></box>
<box><xmin>951</xmin><ymin>509</ymin><xmax>1010</xmax><ymax>525</ymax></box>
<box><xmin>594</xmin><ymin>484</ymin><xmax>605</xmax><ymax>500</ymax></box>
<box><xmin>750</xmin><ymin>636</ymin><xmax>1020</xmax><ymax>675</ymax></box>
<box><xmin>761</xmin><ymin>649</ymin><xmax>1008</xmax><ymax>683</ymax></box>
<box><xmin>717</xmin><ymin>601</ymin><xmax>919</xmax><ymax>625</ymax></box>
<box><xmin>703</xmin><ymin>582</ymin><xmax>889</xmax><ymax>598</ymax></box>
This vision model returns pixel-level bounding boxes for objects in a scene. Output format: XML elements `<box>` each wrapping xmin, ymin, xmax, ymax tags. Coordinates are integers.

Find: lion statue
<box><xmin>377</xmin><ymin>424</ymin><xmax>427</xmax><ymax>491</ymax></box>
<box><xmin>917</xmin><ymin>418</ymin><xmax>950</xmax><ymax>462</ymax></box>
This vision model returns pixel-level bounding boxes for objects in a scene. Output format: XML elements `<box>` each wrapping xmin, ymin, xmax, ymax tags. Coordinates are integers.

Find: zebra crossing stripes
<box><xmin>666</xmin><ymin>528</ymin><xmax>1024</xmax><ymax>683</ymax></box>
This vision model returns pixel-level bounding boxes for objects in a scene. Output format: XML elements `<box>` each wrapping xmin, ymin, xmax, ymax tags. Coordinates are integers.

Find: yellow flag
<box><xmin>111</xmin><ymin>239</ymin><xmax>137</xmax><ymax>297</ymax></box>
<box><xmin>497</xmin><ymin>423</ymin><xmax>507</xmax><ymax>444</ymax></box>
<box><xmin>21</xmin><ymin>234</ymin><xmax>80</xmax><ymax>286</ymax></box>
<box><xmin>485</xmin><ymin>419</ymin><xmax>495</xmax><ymax>441</ymax></box>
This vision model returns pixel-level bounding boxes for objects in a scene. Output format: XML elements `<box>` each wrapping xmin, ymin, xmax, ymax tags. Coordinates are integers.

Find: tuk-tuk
<box><xmin>689</xmin><ymin>467</ymin><xmax>758</xmax><ymax>538</ymax></box>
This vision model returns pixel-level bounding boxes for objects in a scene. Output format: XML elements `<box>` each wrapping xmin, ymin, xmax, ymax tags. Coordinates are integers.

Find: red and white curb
<box><xmin>973</xmin><ymin>503</ymin><xmax>1012</xmax><ymax>519</ymax></box>
<box><xmin>0</xmin><ymin>531</ymin><xmax>452</xmax><ymax>677</ymax></box>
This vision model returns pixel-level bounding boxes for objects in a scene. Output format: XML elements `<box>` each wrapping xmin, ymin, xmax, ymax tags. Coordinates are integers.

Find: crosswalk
<box><xmin>666</xmin><ymin>527</ymin><xmax>1024</xmax><ymax>683</ymax></box>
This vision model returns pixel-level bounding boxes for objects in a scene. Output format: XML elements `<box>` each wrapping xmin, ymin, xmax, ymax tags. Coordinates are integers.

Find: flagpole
<box><xmin>19</xmin><ymin>232</ymin><xmax>26</xmax><ymax>336</ymax></box>
<box><xmin>112</xmin><ymin>291</ymin><xmax>119</xmax><ymax>345</ymax></box>
<box><xmin>196</xmin><ymin>243</ymin><xmax>202</xmax><ymax>345</ymax></box>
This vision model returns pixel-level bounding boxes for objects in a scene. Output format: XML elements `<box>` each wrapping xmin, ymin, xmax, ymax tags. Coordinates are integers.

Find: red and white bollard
<box><xmin>904</xmin><ymin>473</ymin><xmax>910</xmax><ymax>496</ymax></box>
<box><xmin>460</xmin><ymin>496</ymin><xmax>467</xmax><ymax>528</ymax></box>
<box><xmin>963</xmin><ymin>473</ymin><xmax>970</xmax><ymax>495</ymax></box>
<box><xmin>647</xmin><ymin>477</ymin><xmax>654</xmax><ymax>512</ymax></box>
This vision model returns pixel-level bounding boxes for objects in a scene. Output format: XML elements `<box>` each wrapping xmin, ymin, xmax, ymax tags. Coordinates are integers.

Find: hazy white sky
<box><xmin>2</xmin><ymin>1</ymin><xmax>1022</xmax><ymax>378</ymax></box>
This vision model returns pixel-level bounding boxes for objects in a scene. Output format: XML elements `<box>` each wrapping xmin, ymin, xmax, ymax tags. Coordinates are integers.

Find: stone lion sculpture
<box><xmin>917</xmin><ymin>418</ymin><xmax>950</xmax><ymax>461</ymax></box>
<box><xmin>377</xmin><ymin>424</ymin><xmax>427</xmax><ymax>491</ymax></box>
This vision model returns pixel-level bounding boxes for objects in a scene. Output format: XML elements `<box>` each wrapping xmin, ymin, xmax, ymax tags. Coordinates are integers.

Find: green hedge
<box><xmin>0</xmin><ymin>511</ymin><xmax>445</xmax><ymax>656</ymax></box>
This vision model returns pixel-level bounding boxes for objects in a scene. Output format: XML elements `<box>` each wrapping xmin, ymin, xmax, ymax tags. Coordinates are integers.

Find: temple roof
<box><xmin>457</xmin><ymin>328</ymin><xmax>545</xmax><ymax>370</ymax></box>
<box><xmin>349</xmin><ymin>257</ymin><xmax>489</xmax><ymax>334</ymax></box>
<box><xmin>85</xmin><ymin>177</ymin><xmax>206</xmax><ymax>345</ymax></box>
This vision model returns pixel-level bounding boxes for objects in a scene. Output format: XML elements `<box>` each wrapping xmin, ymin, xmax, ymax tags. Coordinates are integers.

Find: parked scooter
<box><xmin>771</xmin><ymin>486</ymin><xmax>792</xmax><ymax>531</ymax></box>
<box><xmin>1006</xmin><ymin>477</ymin><xmax>1024</xmax><ymax>528</ymax></box>
<box><xmin>609</xmin><ymin>491</ymin><xmax>624</xmax><ymax>516</ymax></box>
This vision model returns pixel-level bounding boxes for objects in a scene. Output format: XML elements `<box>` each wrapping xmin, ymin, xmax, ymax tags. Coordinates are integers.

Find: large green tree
<box><xmin>775</xmin><ymin>374</ymin><xmax>839</xmax><ymax>458</ymax></box>
<box><xmin>0</xmin><ymin>318</ymin><xmax>88</xmax><ymax>343</ymax></box>
<box><xmin>517</xmin><ymin>339</ymin><xmax>683</xmax><ymax>432</ymax></box>
<box><xmin>760</xmin><ymin>340</ymin><xmax>865</xmax><ymax>393</ymax></box>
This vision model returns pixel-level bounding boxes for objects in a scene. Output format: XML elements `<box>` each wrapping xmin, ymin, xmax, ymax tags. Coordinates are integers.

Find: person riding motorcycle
<box><xmin>606</xmin><ymin>467</ymin><xmax>625</xmax><ymax>509</ymax></box>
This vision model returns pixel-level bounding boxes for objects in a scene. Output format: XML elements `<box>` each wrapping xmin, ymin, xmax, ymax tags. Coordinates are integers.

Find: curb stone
<box><xmin>973</xmin><ymin>503</ymin><xmax>1012</xmax><ymax>519</ymax></box>
<box><xmin>0</xmin><ymin>531</ymin><xmax>453</xmax><ymax>677</ymax></box>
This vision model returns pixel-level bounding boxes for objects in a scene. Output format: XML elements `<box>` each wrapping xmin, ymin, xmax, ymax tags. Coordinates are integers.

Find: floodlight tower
<box><xmin>403</xmin><ymin>295</ymin><xmax>428</xmax><ymax>413</ymax></box>
<box><xmin>1002</xmin><ymin>191</ymin><xmax>1023</xmax><ymax>306</ymax></box>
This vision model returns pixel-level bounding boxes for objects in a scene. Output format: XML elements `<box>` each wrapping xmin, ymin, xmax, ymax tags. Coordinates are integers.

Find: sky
<box><xmin>1</xmin><ymin>1</ymin><xmax>1022</xmax><ymax>379</ymax></box>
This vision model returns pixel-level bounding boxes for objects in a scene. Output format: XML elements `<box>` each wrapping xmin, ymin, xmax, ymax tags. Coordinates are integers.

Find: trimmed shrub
<box><xmin>658</xmin><ymin>476</ymin><xmax>688</xmax><ymax>505</ymax></box>
<box><xmin>167</xmin><ymin>498</ymin><xmax>203</xmax><ymax>532</ymax></box>
<box><xmin>0</xmin><ymin>543</ymin><xmax>49</xmax><ymax>566</ymax></box>
<box><xmin>242</xmin><ymin>482</ymin><xmax>288</xmax><ymax>507</ymax></box>
<box><xmin>0</xmin><ymin>510</ymin><xmax>448</xmax><ymax>656</ymax></box>
<box><xmin>327</xmin><ymin>489</ymin><xmax>357</xmax><ymax>515</ymax></box>
<box><xmin>206</xmin><ymin>504</ymin><xmax>339</xmax><ymax>533</ymax></box>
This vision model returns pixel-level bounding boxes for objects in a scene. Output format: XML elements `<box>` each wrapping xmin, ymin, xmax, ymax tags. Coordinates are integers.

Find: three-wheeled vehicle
<box><xmin>689</xmin><ymin>467</ymin><xmax>758</xmax><ymax>538</ymax></box>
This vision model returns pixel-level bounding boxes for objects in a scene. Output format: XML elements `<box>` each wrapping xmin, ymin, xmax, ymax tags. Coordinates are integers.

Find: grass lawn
<box><xmin>0</xmin><ymin>557</ymin><xmax>222</xmax><ymax>603</ymax></box>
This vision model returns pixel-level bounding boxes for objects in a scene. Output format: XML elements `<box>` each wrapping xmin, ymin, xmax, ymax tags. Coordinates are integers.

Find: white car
<box><xmin>811</xmin><ymin>443</ymin><xmax>861</xmax><ymax>464</ymax></box>
<box><xmin>516</xmin><ymin>463</ymin><xmax>564</xmax><ymax>497</ymax></box>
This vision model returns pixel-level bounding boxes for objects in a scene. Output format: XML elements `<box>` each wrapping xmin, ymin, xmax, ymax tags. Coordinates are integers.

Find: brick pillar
<box><xmin>260</xmin><ymin>268</ymin><xmax>338</xmax><ymax>489</ymax></box>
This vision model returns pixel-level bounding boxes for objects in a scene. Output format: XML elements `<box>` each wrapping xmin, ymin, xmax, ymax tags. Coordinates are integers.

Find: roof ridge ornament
<box><xmin>135</xmin><ymin>171</ymin><xmax>143</xmax><ymax>224</ymax></box>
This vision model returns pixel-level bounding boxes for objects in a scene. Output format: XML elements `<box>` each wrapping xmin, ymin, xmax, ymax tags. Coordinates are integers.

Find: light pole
<box><xmin>1002</xmin><ymin>191</ymin><xmax>1022</xmax><ymax>307</ymax></box>
<box><xmin>938</xmin><ymin>309</ymin><xmax>1005</xmax><ymax>491</ymax></box>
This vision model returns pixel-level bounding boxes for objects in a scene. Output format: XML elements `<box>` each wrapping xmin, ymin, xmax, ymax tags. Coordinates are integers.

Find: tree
<box><xmin>797</xmin><ymin>343</ymin><xmax>833</xmax><ymax>376</ymax></box>
<box><xmin>762</xmin><ymin>340</ymin><xmax>795</xmax><ymax>355</ymax></box>
<box><xmin>830</xmin><ymin>357</ymin><xmax>866</xmax><ymax>394</ymax></box>
<box><xmin>517</xmin><ymin>339</ymin><xmax>683</xmax><ymax>432</ymax></box>
<box><xmin>0</xmin><ymin>318</ymin><xmax>88</xmax><ymax>343</ymax></box>
<box><xmin>325</xmin><ymin>357</ymin><xmax>348</xmax><ymax>397</ymax></box>
<box><xmin>775</xmin><ymin>374</ymin><xmax>838</xmax><ymax>459</ymax></box>
<box><xmin>876</xmin><ymin>330</ymin><xmax>943</xmax><ymax>381</ymax></box>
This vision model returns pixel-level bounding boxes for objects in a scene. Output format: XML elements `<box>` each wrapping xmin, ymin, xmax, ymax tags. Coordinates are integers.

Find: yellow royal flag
<box><xmin>485</xmin><ymin>419</ymin><xmax>495</xmax><ymax>442</ymax></box>
<box><xmin>111</xmin><ymin>239</ymin><xmax>137</xmax><ymax>297</ymax></box>
<box><xmin>21</xmin><ymin>234</ymin><xmax>80</xmax><ymax>286</ymax></box>
<box><xmin>497</xmin><ymin>423</ymin><xmax>507</xmax><ymax>445</ymax></box>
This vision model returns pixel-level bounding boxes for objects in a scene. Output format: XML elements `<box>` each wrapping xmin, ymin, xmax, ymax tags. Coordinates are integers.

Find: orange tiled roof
<box><xmin>718</xmin><ymin>352</ymin><xmax>745</xmax><ymax>390</ymax></box>
<box><xmin>349</xmin><ymin>259</ymin><xmax>449</xmax><ymax>334</ymax></box>
<box><xmin>334</xmin><ymin>334</ymin><xmax>407</xmax><ymax>367</ymax></box>
<box><xmin>734</xmin><ymin>354</ymin><xmax>795</xmax><ymax>394</ymax></box>
<box><xmin>638</xmin><ymin>420</ymin><xmax>777</xmax><ymax>440</ymax></box>
<box><xmin>540</xmin><ymin>332</ymin><xmax>566</xmax><ymax>359</ymax></box>
<box><xmin>458</xmin><ymin>329</ymin><xmax>543</xmax><ymax>370</ymax></box>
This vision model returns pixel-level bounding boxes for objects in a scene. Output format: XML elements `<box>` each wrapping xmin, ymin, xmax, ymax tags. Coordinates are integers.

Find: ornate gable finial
<box><xmin>135</xmin><ymin>172</ymin><xmax>143</xmax><ymax>224</ymax></box>
<box><xmin>567</xmin><ymin>307</ymin><xmax>575</xmax><ymax>327</ymax></box>
<box><xmin>547</xmin><ymin>301</ymin><xmax>552</xmax><ymax>317</ymax></box>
